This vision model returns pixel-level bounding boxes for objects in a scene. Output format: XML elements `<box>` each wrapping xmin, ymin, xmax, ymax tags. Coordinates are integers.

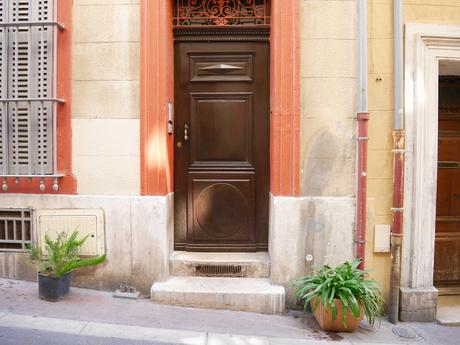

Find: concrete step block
<box><xmin>170</xmin><ymin>251</ymin><xmax>270</xmax><ymax>278</ymax></box>
<box><xmin>151</xmin><ymin>276</ymin><xmax>285</xmax><ymax>314</ymax></box>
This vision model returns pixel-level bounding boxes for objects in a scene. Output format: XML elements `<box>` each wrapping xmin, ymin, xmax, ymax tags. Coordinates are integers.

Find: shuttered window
<box><xmin>0</xmin><ymin>0</ymin><xmax>62</xmax><ymax>178</ymax></box>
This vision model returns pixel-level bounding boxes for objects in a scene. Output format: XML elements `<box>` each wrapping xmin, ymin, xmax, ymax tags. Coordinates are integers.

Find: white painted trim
<box><xmin>403</xmin><ymin>24</ymin><xmax>460</xmax><ymax>289</ymax></box>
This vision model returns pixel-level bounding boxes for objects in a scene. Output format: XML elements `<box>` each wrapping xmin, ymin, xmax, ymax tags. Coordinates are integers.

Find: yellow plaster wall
<box><xmin>299</xmin><ymin>0</ymin><xmax>358</xmax><ymax>197</ymax></box>
<box><xmin>367</xmin><ymin>0</ymin><xmax>460</xmax><ymax>302</ymax></box>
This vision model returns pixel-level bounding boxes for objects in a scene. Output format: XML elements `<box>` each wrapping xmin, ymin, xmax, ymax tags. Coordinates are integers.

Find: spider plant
<box><xmin>29</xmin><ymin>230</ymin><xmax>106</xmax><ymax>277</ymax></box>
<box><xmin>291</xmin><ymin>260</ymin><xmax>384</xmax><ymax>327</ymax></box>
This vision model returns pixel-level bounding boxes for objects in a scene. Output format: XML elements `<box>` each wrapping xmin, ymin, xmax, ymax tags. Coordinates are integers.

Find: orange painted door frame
<box><xmin>140</xmin><ymin>0</ymin><xmax>300</xmax><ymax>197</ymax></box>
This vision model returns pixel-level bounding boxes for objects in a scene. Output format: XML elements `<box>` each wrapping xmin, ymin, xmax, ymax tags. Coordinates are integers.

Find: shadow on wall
<box><xmin>298</xmin><ymin>128</ymin><xmax>356</xmax><ymax>274</ymax></box>
<box><xmin>302</xmin><ymin>129</ymin><xmax>341</xmax><ymax>195</ymax></box>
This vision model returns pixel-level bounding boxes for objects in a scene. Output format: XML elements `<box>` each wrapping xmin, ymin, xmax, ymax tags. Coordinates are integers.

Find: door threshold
<box><xmin>436</xmin><ymin>285</ymin><xmax>460</xmax><ymax>296</ymax></box>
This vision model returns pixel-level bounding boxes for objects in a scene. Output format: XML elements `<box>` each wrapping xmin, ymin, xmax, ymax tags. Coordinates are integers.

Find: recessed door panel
<box><xmin>188</xmin><ymin>172</ymin><xmax>255</xmax><ymax>244</ymax></box>
<box><xmin>190</xmin><ymin>54</ymin><xmax>254</xmax><ymax>82</ymax></box>
<box><xmin>191</xmin><ymin>93</ymin><xmax>253</xmax><ymax>165</ymax></box>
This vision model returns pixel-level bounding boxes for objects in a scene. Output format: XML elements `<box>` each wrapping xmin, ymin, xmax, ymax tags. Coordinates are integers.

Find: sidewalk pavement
<box><xmin>0</xmin><ymin>278</ymin><xmax>459</xmax><ymax>345</ymax></box>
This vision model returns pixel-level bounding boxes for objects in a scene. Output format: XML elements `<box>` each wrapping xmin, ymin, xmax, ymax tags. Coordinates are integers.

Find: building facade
<box><xmin>366</xmin><ymin>0</ymin><xmax>460</xmax><ymax>322</ymax></box>
<box><xmin>0</xmin><ymin>0</ymin><xmax>459</xmax><ymax>321</ymax></box>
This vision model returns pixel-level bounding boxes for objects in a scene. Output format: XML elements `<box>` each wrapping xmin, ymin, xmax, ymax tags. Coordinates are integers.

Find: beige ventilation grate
<box><xmin>194</xmin><ymin>264</ymin><xmax>245</xmax><ymax>277</ymax></box>
<box><xmin>35</xmin><ymin>209</ymin><xmax>106</xmax><ymax>257</ymax></box>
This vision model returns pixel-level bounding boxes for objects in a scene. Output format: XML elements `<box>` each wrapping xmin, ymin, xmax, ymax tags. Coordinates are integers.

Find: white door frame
<box><xmin>403</xmin><ymin>24</ymin><xmax>460</xmax><ymax>291</ymax></box>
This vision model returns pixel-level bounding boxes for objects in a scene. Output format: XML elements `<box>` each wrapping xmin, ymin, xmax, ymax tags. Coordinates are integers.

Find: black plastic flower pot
<box><xmin>38</xmin><ymin>271</ymin><xmax>72</xmax><ymax>302</ymax></box>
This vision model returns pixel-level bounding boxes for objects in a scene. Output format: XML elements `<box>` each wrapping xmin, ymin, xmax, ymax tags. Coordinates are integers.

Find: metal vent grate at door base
<box><xmin>194</xmin><ymin>264</ymin><xmax>245</xmax><ymax>277</ymax></box>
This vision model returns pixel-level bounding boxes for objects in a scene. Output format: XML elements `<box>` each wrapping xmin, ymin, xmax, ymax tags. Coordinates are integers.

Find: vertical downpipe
<box><xmin>389</xmin><ymin>130</ymin><xmax>405</xmax><ymax>323</ymax></box>
<box><xmin>356</xmin><ymin>113</ymin><xmax>369</xmax><ymax>269</ymax></box>
<box><xmin>356</xmin><ymin>0</ymin><xmax>369</xmax><ymax>270</ymax></box>
<box><xmin>389</xmin><ymin>0</ymin><xmax>405</xmax><ymax>324</ymax></box>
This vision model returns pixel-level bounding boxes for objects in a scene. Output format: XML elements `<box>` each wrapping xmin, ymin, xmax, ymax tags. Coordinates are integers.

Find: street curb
<box><xmin>0</xmin><ymin>311</ymin><xmax>348</xmax><ymax>345</ymax></box>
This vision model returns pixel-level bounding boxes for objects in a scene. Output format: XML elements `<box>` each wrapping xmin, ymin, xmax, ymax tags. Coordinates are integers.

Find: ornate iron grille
<box><xmin>174</xmin><ymin>0</ymin><xmax>270</xmax><ymax>27</ymax></box>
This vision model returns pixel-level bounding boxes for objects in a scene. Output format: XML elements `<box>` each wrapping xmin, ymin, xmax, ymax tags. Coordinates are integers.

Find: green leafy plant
<box><xmin>29</xmin><ymin>230</ymin><xmax>106</xmax><ymax>277</ymax></box>
<box><xmin>291</xmin><ymin>260</ymin><xmax>384</xmax><ymax>327</ymax></box>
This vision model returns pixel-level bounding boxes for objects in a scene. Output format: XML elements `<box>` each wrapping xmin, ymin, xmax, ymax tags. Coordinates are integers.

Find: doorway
<box><xmin>435</xmin><ymin>70</ymin><xmax>460</xmax><ymax>293</ymax></box>
<box><xmin>173</xmin><ymin>28</ymin><xmax>270</xmax><ymax>252</ymax></box>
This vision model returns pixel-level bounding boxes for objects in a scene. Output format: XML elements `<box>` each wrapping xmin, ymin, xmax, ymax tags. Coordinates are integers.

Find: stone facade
<box><xmin>0</xmin><ymin>0</ymin><xmax>458</xmax><ymax>318</ymax></box>
<box><xmin>366</xmin><ymin>0</ymin><xmax>460</xmax><ymax>311</ymax></box>
<box><xmin>0</xmin><ymin>194</ymin><xmax>172</xmax><ymax>294</ymax></box>
<box><xmin>72</xmin><ymin>0</ymin><xmax>141</xmax><ymax>195</ymax></box>
<box><xmin>0</xmin><ymin>0</ymin><xmax>360</xmax><ymax>311</ymax></box>
<box><xmin>298</xmin><ymin>0</ymin><xmax>358</xmax><ymax>287</ymax></box>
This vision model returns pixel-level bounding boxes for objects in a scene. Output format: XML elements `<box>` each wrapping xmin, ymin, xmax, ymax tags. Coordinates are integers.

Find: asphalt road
<box><xmin>0</xmin><ymin>326</ymin><xmax>179</xmax><ymax>345</ymax></box>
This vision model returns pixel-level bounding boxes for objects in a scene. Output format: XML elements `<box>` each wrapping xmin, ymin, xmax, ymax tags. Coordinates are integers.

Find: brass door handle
<box><xmin>184</xmin><ymin>124</ymin><xmax>189</xmax><ymax>141</ymax></box>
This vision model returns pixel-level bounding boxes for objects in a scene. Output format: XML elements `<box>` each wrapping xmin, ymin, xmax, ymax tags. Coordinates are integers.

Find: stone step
<box><xmin>151</xmin><ymin>276</ymin><xmax>285</xmax><ymax>314</ymax></box>
<box><xmin>169</xmin><ymin>251</ymin><xmax>270</xmax><ymax>278</ymax></box>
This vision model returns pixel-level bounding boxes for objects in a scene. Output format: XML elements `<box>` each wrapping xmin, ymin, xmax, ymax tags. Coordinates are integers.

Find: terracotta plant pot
<box><xmin>311</xmin><ymin>298</ymin><xmax>363</xmax><ymax>332</ymax></box>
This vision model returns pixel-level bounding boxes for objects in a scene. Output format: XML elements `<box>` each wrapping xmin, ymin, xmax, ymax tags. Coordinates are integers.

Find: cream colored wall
<box><xmin>367</xmin><ymin>0</ymin><xmax>460</xmax><ymax>302</ymax></box>
<box><xmin>72</xmin><ymin>0</ymin><xmax>141</xmax><ymax>195</ymax></box>
<box><xmin>298</xmin><ymin>0</ymin><xmax>358</xmax><ymax>290</ymax></box>
<box><xmin>300</xmin><ymin>0</ymin><xmax>358</xmax><ymax>197</ymax></box>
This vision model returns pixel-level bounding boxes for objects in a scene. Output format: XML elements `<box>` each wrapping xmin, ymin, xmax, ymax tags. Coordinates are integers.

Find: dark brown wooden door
<box><xmin>174</xmin><ymin>36</ymin><xmax>269</xmax><ymax>252</ymax></box>
<box><xmin>434</xmin><ymin>77</ymin><xmax>460</xmax><ymax>286</ymax></box>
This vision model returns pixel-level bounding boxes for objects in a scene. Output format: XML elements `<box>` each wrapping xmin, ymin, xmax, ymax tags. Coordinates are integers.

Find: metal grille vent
<box><xmin>0</xmin><ymin>209</ymin><xmax>32</xmax><ymax>251</ymax></box>
<box><xmin>194</xmin><ymin>264</ymin><xmax>244</xmax><ymax>277</ymax></box>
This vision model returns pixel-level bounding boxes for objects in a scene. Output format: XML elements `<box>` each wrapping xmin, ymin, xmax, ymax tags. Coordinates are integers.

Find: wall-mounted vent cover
<box><xmin>194</xmin><ymin>264</ymin><xmax>244</xmax><ymax>277</ymax></box>
<box><xmin>35</xmin><ymin>209</ymin><xmax>105</xmax><ymax>256</ymax></box>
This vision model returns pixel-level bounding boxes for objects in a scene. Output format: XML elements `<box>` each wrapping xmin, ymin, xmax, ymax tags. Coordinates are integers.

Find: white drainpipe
<box><xmin>358</xmin><ymin>0</ymin><xmax>368</xmax><ymax>112</ymax></box>
<box><xmin>355</xmin><ymin>0</ymin><xmax>369</xmax><ymax>269</ymax></box>
<box><xmin>394</xmin><ymin>0</ymin><xmax>404</xmax><ymax>130</ymax></box>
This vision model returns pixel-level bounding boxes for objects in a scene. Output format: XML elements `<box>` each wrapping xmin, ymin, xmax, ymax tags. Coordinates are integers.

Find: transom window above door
<box><xmin>174</xmin><ymin>0</ymin><xmax>270</xmax><ymax>27</ymax></box>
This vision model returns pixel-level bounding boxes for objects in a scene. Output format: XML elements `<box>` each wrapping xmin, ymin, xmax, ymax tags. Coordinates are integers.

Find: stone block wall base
<box><xmin>0</xmin><ymin>194</ymin><xmax>174</xmax><ymax>295</ymax></box>
<box><xmin>400</xmin><ymin>286</ymin><xmax>438</xmax><ymax>322</ymax></box>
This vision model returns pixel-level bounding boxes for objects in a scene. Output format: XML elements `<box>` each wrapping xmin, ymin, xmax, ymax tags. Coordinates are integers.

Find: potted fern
<box><xmin>291</xmin><ymin>260</ymin><xmax>384</xmax><ymax>332</ymax></box>
<box><xmin>29</xmin><ymin>230</ymin><xmax>106</xmax><ymax>302</ymax></box>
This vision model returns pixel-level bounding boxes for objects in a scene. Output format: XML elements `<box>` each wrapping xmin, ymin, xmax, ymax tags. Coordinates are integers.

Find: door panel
<box><xmin>434</xmin><ymin>77</ymin><xmax>460</xmax><ymax>286</ymax></box>
<box><xmin>190</xmin><ymin>54</ymin><xmax>254</xmax><ymax>83</ymax></box>
<box><xmin>174</xmin><ymin>38</ymin><xmax>269</xmax><ymax>252</ymax></box>
<box><xmin>191</xmin><ymin>93</ymin><xmax>253</xmax><ymax>164</ymax></box>
<box><xmin>188</xmin><ymin>172</ymin><xmax>255</xmax><ymax>244</ymax></box>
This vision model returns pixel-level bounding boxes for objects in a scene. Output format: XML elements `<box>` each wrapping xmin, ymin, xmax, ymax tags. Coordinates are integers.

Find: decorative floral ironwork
<box><xmin>174</xmin><ymin>0</ymin><xmax>270</xmax><ymax>27</ymax></box>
